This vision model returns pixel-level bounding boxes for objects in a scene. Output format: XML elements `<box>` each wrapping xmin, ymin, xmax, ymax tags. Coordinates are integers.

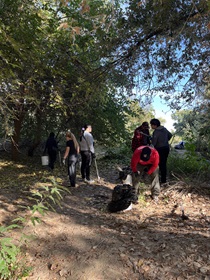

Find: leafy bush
<box><xmin>0</xmin><ymin>224</ymin><xmax>31</xmax><ymax>280</ymax></box>
<box><xmin>102</xmin><ymin>143</ymin><xmax>132</xmax><ymax>165</ymax></box>
<box><xmin>168</xmin><ymin>143</ymin><xmax>210</xmax><ymax>182</ymax></box>
<box><xmin>0</xmin><ymin>177</ymin><xmax>68</xmax><ymax>280</ymax></box>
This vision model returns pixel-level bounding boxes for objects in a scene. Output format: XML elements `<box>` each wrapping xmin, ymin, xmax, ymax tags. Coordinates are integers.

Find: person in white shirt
<box><xmin>79</xmin><ymin>124</ymin><xmax>95</xmax><ymax>184</ymax></box>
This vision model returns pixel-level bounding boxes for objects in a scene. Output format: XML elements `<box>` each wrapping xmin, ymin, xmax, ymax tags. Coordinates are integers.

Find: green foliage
<box><xmin>168</xmin><ymin>144</ymin><xmax>210</xmax><ymax>182</ymax></box>
<box><xmin>125</xmin><ymin>100</ymin><xmax>155</xmax><ymax>134</ymax></box>
<box><xmin>172</xmin><ymin>92</ymin><xmax>210</xmax><ymax>158</ymax></box>
<box><xmin>137</xmin><ymin>183</ymin><xmax>148</xmax><ymax>206</ymax></box>
<box><xmin>0</xmin><ymin>176</ymin><xmax>67</xmax><ymax>280</ymax></box>
<box><xmin>103</xmin><ymin>143</ymin><xmax>132</xmax><ymax>165</ymax></box>
<box><xmin>0</xmin><ymin>242</ymin><xmax>32</xmax><ymax>280</ymax></box>
<box><xmin>123</xmin><ymin>0</ymin><xmax>209</xmax><ymax>106</ymax></box>
<box><xmin>0</xmin><ymin>224</ymin><xmax>32</xmax><ymax>280</ymax></box>
<box><xmin>0</xmin><ymin>0</ymin><xmax>209</xmax><ymax>161</ymax></box>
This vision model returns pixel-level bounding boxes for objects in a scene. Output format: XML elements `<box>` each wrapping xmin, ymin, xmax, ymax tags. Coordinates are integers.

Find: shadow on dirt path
<box><xmin>0</xmin><ymin>159</ymin><xmax>210</xmax><ymax>280</ymax></box>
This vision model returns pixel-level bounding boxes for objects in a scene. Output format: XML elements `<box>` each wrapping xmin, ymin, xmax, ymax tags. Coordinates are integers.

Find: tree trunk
<box><xmin>28</xmin><ymin>109</ymin><xmax>42</xmax><ymax>157</ymax></box>
<box><xmin>11</xmin><ymin>113</ymin><xmax>25</xmax><ymax>161</ymax></box>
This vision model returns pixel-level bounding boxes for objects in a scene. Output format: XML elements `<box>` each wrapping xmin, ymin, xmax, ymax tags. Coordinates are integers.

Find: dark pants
<box><xmin>156</xmin><ymin>146</ymin><xmax>170</xmax><ymax>183</ymax></box>
<box><xmin>132</xmin><ymin>164</ymin><xmax>160</xmax><ymax>198</ymax></box>
<box><xmin>68</xmin><ymin>154</ymin><xmax>78</xmax><ymax>187</ymax></box>
<box><xmin>80</xmin><ymin>151</ymin><xmax>91</xmax><ymax>181</ymax></box>
<box><xmin>48</xmin><ymin>151</ymin><xmax>57</xmax><ymax>170</ymax></box>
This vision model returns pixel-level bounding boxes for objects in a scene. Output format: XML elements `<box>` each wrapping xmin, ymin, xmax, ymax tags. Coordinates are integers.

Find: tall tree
<box><xmin>0</xmin><ymin>0</ymin><xmax>209</xmax><ymax>160</ymax></box>
<box><xmin>103</xmin><ymin>0</ymin><xmax>210</xmax><ymax>108</ymax></box>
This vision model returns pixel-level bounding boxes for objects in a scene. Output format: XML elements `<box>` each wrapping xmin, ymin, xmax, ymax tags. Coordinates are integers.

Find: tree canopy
<box><xmin>0</xmin><ymin>0</ymin><xmax>209</xmax><ymax>159</ymax></box>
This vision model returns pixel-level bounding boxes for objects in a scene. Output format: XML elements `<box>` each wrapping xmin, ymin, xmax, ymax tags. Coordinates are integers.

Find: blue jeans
<box><xmin>68</xmin><ymin>154</ymin><xmax>78</xmax><ymax>187</ymax></box>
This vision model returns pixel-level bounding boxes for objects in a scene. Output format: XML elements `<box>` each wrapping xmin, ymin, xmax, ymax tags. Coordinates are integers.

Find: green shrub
<box><xmin>103</xmin><ymin>144</ymin><xmax>132</xmax><ymax>165</ymax></box>
<box><xmin>0</xmin><ymin>177</ymin><xmax>68</xmax><ymax>280</ymax></box>
<box><xmin>168</xmin><ymin>143</ymin><xmax>210</xmax><ymax>181</ymax></box>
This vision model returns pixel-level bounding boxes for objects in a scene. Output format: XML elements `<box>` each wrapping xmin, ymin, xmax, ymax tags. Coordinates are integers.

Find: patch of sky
<box><xmin>152</xmin><ymin>96</ymin><xmax>175</xmax><ymax>131</ymax></box>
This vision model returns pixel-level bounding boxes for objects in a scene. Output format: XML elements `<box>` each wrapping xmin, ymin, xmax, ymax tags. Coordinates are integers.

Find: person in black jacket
<box><xmin>150</xmin><ymin>118</ymin><xmax>172</xmax><ymax>184</ymax></box>
<box><xmin>44</xmin><ymin>132</ymin><xmax>58</xmax><ymax>170</ymax></box>
<box><xmin>63</xmin><ymin>130</ymin><xmax>80</xmax><ymax>187</ymax></box>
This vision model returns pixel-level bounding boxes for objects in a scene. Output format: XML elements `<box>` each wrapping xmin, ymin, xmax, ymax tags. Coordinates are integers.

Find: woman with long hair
<box><xmin>63</xmin><ymin>130</ymin><xmax>80</xmax><ymax>187</ymax></box>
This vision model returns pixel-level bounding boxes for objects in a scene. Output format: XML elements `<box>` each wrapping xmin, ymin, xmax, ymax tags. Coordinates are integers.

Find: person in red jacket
<box><xmin>131</xmin><ymin>146</ymin><xmax>160</xmax><ymax>201</ymax></box>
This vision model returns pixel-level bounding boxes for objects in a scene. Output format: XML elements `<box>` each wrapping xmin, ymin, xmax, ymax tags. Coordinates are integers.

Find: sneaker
<box><xmin>84</xmin><ymin>179</ymin><xmax>95</xmax><ymax>184</ymax></box>
<box><xmin>152</xmin><ymin>196</ymin><xmax>159</xmax><ymax>203</ymax></box>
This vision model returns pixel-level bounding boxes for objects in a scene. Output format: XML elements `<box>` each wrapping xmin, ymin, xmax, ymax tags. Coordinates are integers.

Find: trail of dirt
<box><xmin>1</xmin><ymin>163</ymin><xmax>210</xmax><ymax>280</ymax></box>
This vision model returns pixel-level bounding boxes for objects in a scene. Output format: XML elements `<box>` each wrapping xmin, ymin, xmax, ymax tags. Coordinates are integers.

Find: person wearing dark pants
<box><xmin>156</xmin><ymin>146</ymin><xmax>170</xmax><ymax>184</ymax></box>
<box><xmin>131</xmin><ymin>146</ymin><xmax>160</xmax><ymax>201</ymax></box>
<box><xmin>44</xmin><ymin>132</ymin><xmax>58</xmax><ymax>171</ymax></box>
<box><xmin>80</xmin><ymin>150</ymin><xmax>92</xmax><ymax>182</ymax></box>
<box><xmin>79</xmin><ymin>124</ymin><xmax>95</xmax><ymax>184</ymax></box>
<box><xmin>150</xmin><ymin>118</ymin><xmax>172</xmax><ymax>184</ymax></box>
<box><xmin>63</xmin><ymin>130</ymin><xmax>80</xmax><ymax>187</ymax></box>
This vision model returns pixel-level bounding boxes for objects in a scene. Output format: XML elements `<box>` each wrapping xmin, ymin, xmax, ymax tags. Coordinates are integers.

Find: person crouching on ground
<box><xmin>63</xmin><ymin>130</ymin><xmax>80</xmax><ymax>187</ymax></box>
<box><xmin>131</xmin><ymin>146</ymin><xmax>160</xmax><ymax>202</ymax></box>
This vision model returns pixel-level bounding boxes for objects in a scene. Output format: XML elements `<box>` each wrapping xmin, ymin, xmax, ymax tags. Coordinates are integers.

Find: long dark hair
<box><xmin>66</xmin><ymin>130</ymin><xmax>79</xmax><ymax>151</ymax></box>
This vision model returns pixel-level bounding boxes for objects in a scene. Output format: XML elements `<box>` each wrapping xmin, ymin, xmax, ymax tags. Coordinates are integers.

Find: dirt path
<box><xmin>1</xmin><ymin>163</ymin><xmax>210</xmax><ymax>280</ymax></box>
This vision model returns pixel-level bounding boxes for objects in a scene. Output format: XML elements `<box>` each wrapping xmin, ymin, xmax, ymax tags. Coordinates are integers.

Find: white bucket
<box><xmin>41</xmin><ymin>155</ymin><xmax>49</xmax><ymax>166</ymax></box>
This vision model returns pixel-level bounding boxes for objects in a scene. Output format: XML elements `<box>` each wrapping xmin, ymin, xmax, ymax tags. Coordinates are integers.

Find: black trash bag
<box><xmin>108</xmin><ymin>184</ymin><xmax>138</xmax><ymax>213</ymax></box>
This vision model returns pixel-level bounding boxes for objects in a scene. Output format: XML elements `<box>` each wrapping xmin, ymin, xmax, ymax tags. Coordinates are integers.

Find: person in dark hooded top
<box><xmin>44</xmin><ymin>132</ymin><xmax>58</xmax><ymax>170</ymax></box>
<box><xmin>131</xmin><ymin>122</ymin><xmax>151</xmax><ymax>152</ymax></box>
<box><xmin>150</xmin><ymin>118</ymin><xmax>172</xmax><ymax>184</ymax></box>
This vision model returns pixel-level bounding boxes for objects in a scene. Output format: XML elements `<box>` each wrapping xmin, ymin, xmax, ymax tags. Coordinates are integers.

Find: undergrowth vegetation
<box><xmin>0</xmin><ymin>156</ymin><xmax>68</xmax><ymax>280</ymax></box>
<box><xmin>104</xmin><ymin>142</ymin><xmax>210</xmax><ymax>185</ymax></box>
<box><xmin>102</xmin><ymin>144</ymin><xmax>132</xmax><ymax>165</ymax></box>
<box><xmin>168</xmin><ymin>144</ymin><xmax>210</xmax><ymax>183</ymax></box>
<box><xmin>0</xmin><ymin>142</ymin><xmax>210</xmax><ymax>279</ymax></box>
